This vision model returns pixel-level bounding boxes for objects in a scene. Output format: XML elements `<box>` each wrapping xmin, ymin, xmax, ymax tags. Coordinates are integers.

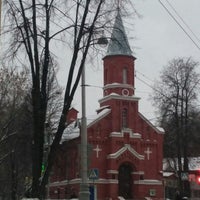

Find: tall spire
<box><xmin>106</xmin><ymin>10</ymin><xmax>132</xmax><ymax>56</ymax></box>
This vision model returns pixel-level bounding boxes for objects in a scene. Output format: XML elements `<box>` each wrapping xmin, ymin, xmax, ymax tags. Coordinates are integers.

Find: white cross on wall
<box><xmin>93</xmin><ymin>145</ymin><xmax>102</xmax><ymax>158</ymax></box>
<box><xmin>144</xmin><ymin>147</ymin><xmax>152</xmax><ymax>160</ymax></box>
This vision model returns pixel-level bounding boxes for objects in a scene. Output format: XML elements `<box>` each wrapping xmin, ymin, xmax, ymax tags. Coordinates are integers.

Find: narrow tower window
<box><xmin>122</xmin><ymin>68</ymin><xmax>128</xmax><ymax>84</ymax></box>
<box><xmin>96</xmin><ymin>125</ymin><xmax>101</xmax><ymax>137</ymax></box>
<box><xmin>105</xmin><ymin>68</ymin><xmax>108</xmax><ymax>84</ymax></box>
<box><xmin>122</xmin><ymin>108</ymin><xmax>128</xmax><ymax>128</ymax></box>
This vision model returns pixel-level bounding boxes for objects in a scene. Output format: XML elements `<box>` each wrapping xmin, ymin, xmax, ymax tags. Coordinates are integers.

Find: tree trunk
<box><xmin>31</xmin><ymin>86</ymin><xmax>46</xmax><ymax>198</ymax></box>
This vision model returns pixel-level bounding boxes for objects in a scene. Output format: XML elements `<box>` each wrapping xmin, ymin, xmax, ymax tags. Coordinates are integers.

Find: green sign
<box><xmin>41</xmin><ymin>163</ymin><xmax>45</xmax><ymax>174</ymax></box>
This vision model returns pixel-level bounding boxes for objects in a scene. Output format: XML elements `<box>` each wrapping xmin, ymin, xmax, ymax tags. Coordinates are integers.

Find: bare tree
<box><xmin>151</xmin><ymin>57</ymin><xmax>200</xmax><ymax>197</ymax></box>
<box><xmin>0</xmin><ymin>63</ymin><xmax>63</xmax><ymax>200</ymax></box>
<box><xmin>0</xmin><ymin>66</ymin><xmax>31</xmax><ymax>200</ymax></box>
<box><xmin>2</xmin><ymin>0</ymin><xmax>135</xmax><ymax>198</ymax></box>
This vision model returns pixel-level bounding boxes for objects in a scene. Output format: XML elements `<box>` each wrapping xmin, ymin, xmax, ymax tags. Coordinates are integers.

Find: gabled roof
<box><xmin>138</xmin><ymin>112</ymin><xmax>165</xmax><ymax>134</ymax></box>
<box><xmin>60</xmin><ymin>108</ymin><xmax>111</xmax><ymax>142</ymax></box>
<box><xmin>106</xmin><ymin>10</ymin><xmax>132</xmax><ymax>56</ymax></box>
<box><xmin>87</xmin><ymin>108</ymin><xmax>111</xmax><ymax>128</ymax></box>
<box><xmin>61</xmin><ymin>120</ymin><xmax>80</xmax><ymax>143</ymax></box>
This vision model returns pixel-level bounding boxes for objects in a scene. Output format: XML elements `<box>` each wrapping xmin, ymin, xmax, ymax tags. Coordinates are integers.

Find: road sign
<box><xmin>89</xmin><ymin>168</ymin><xmax>99</xmax><ymax>180</ymax></box>
<box><xmin>181</xmin><ymin>172</ymin><xmax>188</xmax><ymax>181</ymax></box>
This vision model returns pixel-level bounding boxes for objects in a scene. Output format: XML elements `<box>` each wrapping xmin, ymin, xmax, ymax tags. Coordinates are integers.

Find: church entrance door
<box><xmin>118</xmin><ymin>163</ymin><xmax>133</xmax><ymax>199</ymax></box>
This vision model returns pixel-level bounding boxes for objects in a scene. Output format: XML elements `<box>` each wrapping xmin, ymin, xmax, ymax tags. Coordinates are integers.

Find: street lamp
<box><xmin>79</xmin><ymin>35</ymin><xmax>107</xmax><ymax>200</ymax></box>
<box><xmin>79</xmin><ymin>57</ymin><xmax>90</xmax><ymax>200</ymax></box>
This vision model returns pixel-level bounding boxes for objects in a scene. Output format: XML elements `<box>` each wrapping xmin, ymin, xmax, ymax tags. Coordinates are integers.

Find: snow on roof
<box><xmin>145</xmin><ymin>197</ymin><xmax>152</xmax><ymax>200</ymax></box>
<box><xmin>156</xmin><ymin>126</ymin><xmax>164</xmax><ymax>132</ymax></box>
<box><xmin>96</xmin><ymin>105</ymin><xmax>110</xmax><ymax>112</ymax></box>
<box><xmin>21</xmin><ymin>199</ymin><xmax>39</xmax><ymax>200</ymax></box>
<box><xmin>163</xmin><ymin>157</ymin><xmax>200</xmax><ymax>171</ymax></box>
<box><xmin>103</xmin><ymin>82</ymin><xmax>134</xmax><ymax>89</ymax></box>
<box><xmin>109</xmin><ymin>92</ymin><xmax>120</xmax><ymax>96</ymax></box>
<box><xmin>105</xmin><ymin>82</ymin><xmax>121</xmax><ymax>86</ymax></box>
<box><xmin>188</xmin><ymin>157</ymin><xmax>200</xmax><ymax>170</ymax></box>
<box><xmin>118</xmin><ymin>196</ymin><xmax>126</xmax><ymax>200</ymax></box>
<box><xmin>87</xmin><ymin>108</ymin><xmax>111</xmax><ymax>128</ymax></box>
<box><xmin>61</xmin><ymin>108</ymin><xmax>111</xmax><ymax>143</ymax></box>
<box><xmin>61</xmin><ymin>120</ymin><xmax>80</xmax><ymax>143</ymax></box>
<box><xmin>99</xmin><ymin>93</ymin><xmax>140</xmax><ymax>104</ymax></box>
<box><xmin>139</xmin><ymin>112</ymin><xmax>165</xmax><ymax>134</ymax></box>
<box><xmin>163</xmin><ymin>172</ymin><xmax>175</xmax><ymax>177</ymax></box>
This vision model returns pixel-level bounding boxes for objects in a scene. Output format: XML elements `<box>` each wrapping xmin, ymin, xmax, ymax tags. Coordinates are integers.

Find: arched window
<box><xmin>122</xmin><ymin>108</ymin><xmax>128</xmax><ymax>128</ymax></box>
<box><xmin>122</xmin><ymin>68</ymin><xmax>128</xmax><ymax>84</ymax></box>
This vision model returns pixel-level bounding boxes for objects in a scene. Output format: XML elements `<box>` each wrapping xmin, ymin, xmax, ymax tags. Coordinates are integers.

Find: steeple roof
<box><xmin>106</xmin><ymin>11</ymin><xmax>132</xmax><ymax>56</ymax></box>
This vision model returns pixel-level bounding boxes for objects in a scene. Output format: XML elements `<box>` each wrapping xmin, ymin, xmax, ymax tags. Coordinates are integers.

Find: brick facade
<box><xmin>49</xmin><ymin>11</ymin><xmax>164</xmax><ymax>200</ymax></box>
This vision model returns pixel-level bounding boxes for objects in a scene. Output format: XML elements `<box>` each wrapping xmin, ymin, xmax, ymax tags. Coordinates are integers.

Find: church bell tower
<box><xmin>99</xmin><ymin>11</ymin><xmax>139</xmax><ymax>131</ymax></box>
<box><xmin>99</xmin><ymin>11</ymin><xmax>140</xmax><ymax>132</ymax></box>
<box><xmin>102</xmin><ymin>11</ymin><xmax>136</xmax><ymax>98</ymax></box>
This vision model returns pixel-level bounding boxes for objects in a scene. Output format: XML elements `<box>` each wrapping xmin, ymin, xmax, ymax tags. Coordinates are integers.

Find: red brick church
<box><xmin>49</xmin><ymin>11</ymin><xmax>165</xmax><ymax>200</ymax></box>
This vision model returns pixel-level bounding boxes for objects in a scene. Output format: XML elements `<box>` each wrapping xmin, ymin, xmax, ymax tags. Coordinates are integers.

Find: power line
<box><xmin>136</xmin><ymin>75</ymin><xmax>155</xmax><ymax>92</ymax></box>
<box><xmin>135</xmin><ymin>70</ymin><xmax>155</xmax><ymax>83</ymax></box>
<box><xmin>165</xmin><ymin>0</ymin><xmax>200</xmax><ymax>44</ymax></box>
<box><xmin>135</xmin><ymin>75</ymin><xmax>176</xmax><ymax>122</ymax></box>
<box><xmin>158</xmin><ymin>0</ymin><xmax>200</xmax><ymax>52</ymax></box>
<box><xmin>135</xmin><ymin>74</ymin><xmax>177</xmax><ymax>107</ymax></box>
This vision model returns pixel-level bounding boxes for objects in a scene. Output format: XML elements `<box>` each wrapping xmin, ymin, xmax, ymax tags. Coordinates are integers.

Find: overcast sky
<box><xmin>59</xmin><ymin>0</ymin><xmax>200</xmax><ymax>124</ymax></box>
<box><xmin>133</xmin><ymin>0</ymin><xmax>200</xmax><ymax>122</ymax></box>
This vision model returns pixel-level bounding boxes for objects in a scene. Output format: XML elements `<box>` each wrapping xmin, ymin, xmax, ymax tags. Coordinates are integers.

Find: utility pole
<box><xmin>79</xmin><ymin>63</ymin><xmax>90</xmax><ymax>200</ymax></box>
<box><xmin>79</xmin><ymin>30</ymin><xmax>107</xmax><ymax>200</ymax></box>
<box><xmin>0</xmin><ymin>0</ymin><xmax>1</xmax><ymax>31</ymax></box>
